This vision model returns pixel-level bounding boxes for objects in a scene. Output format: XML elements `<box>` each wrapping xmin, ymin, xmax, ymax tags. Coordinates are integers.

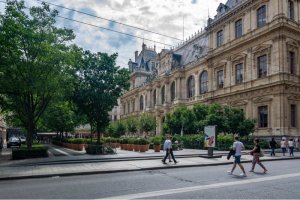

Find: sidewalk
<box><xmin>0</xmin><ymin>147</ymin><xmax>299</xmax><ymax>181</ymax></box>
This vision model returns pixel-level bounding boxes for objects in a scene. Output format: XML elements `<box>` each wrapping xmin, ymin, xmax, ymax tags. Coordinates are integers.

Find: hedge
<box><xmin>12</xmin><ymin>147</ymin><xmax>48</xmax><ymax>160</ymax></box>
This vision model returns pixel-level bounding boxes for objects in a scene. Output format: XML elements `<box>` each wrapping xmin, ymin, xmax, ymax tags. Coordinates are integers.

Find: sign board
<box><xmin>204</xmin><ymin>125</ymin><xmax>216</xmax><ymax>148</ymax></box>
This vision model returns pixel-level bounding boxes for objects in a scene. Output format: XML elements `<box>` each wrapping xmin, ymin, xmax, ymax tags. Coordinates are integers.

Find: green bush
<box><xmin>12</xmin><ymin>147</ymin><xmax>48</xmax><ymax>160</ymax></box>
<box><xmin>73</xmin><ymin>138</ymin><xmax>84</xmax><ymax>144</ymax></box>
<box><xmin>85</xmin><ymin>144</ymin><xmax>115</xmax><ymax>155</ymax></box>
<box><xmin>152</xmin><ymin>136</ymin><xmax>162</xmax><ymax>145</ymax></box>
<box><xmin>133</xmin><ymin>138</ymin><xmax>140</xmax><ymax>144</ymax></box>
<box><xmin>139</xmin><ymin>138</ymin><xmax>149</xmax><ymax>145</ymax></box>
<box><xmin>122</xmin><ymin>138</ymin><xmax>129</xmax><ymax>144</ymax></box>
<box><xmin>217</xmin><ymin>134</ymin><xmax>234</xmax><ymax>150</ymax></box>
<box><xmin>180</xmin><ymin>134</ymin><xmax>204</xmax><ymax>149</ymax></box>
<box><xmin>128</xmin><ymin>138</ymin><xmax>135</xmax><ymax>144</ymax></box>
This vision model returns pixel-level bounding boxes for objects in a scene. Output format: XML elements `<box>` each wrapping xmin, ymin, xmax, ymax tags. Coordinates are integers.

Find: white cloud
<box><xmin>0</xmin><ymin>0</ymin><xmax>227</xmax><ymax>67</ymax></box>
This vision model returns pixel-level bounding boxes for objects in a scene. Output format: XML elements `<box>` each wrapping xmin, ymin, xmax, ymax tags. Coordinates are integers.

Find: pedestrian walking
<box><xmin>227</xmin><ymin>136</ymin><xmax>247</xmax><ymax>177</ymax></box>
<box><xmin>269</xmin><ymin>137</ymin><xmax>277</xmax><ymax>156</ymax></box>
<box><xmin>288</xmin><ymin>139</ymin><xmax>295</xmax><ymax>156</ymax></box>
<box><xmin>281</xmin><ymin>138</ymin><xmax>287</xmax><ymax>156</ymax></box>
<box><xmin>162</xmin><ymin>136</ymin><xmax>178</xmax><ymax>164</ymax></box>
<box><xmin>249</xmin><ymin>139</ymin><xmax>268</xmax><ymax>173</ymax></box>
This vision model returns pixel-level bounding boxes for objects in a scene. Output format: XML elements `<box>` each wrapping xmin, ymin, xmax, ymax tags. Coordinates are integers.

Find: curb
<box><xmin>0</xmin><ymin>156</ymin><xmax>299</xmax><ymax>181</ymax></box>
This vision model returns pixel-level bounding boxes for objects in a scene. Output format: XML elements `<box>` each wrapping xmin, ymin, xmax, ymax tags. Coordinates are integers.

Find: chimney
<box><xmin>135</xmin><ymin>51</ymin><xmax>138</xmax><ymax>62</ymax></box>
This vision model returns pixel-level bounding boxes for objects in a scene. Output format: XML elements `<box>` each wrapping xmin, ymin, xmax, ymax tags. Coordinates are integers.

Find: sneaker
<box><xmin>240</xmin><ymin>173</ymin><xmax>247</xmax><ymax>177</ymax></box>
<box><xmin>263</xmin><ymin>169</ymin><xmax>268</xmax><ymax>173</ymax></box>
<box><xmin>227</xmin><ymin>171</ymin><xmax>233</xmax><ymax>175</ymax></box>
<box><xmin>161</xmin><ymin>160</ymin><xmax>166</xmax><ymax>164</ymax></box>
<box><xmin>174</xmin><ymin>161</ymin><xmax>178</xmax><ymax>164</ymax></box>
<box><xmin>169</xmin><ymin>160</ymin><xmax>173</xmax><ymax>162</ymax></box>
<box><xmin>249</xmin><ymin>170</ymin><xmax>254</xmax><ymax>172</ymax></box>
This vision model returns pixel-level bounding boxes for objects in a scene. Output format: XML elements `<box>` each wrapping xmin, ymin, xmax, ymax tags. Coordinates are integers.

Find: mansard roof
<box><xmin>208</xmin><ymin>0</ymin><xmax>245</xmax><ymax>26</ymax></box>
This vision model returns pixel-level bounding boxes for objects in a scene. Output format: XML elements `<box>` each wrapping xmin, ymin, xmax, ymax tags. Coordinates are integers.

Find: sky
<box><xmin>0</xmin><ymin>0</ymin><xmax>227</xmax><ymax>67</ymax></box>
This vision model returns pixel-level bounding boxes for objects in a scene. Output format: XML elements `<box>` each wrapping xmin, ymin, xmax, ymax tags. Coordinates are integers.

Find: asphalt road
<box><xmin>0</xmin><ymin>159</ymin><xmax>299</xmax><ymax>199</ymax></box>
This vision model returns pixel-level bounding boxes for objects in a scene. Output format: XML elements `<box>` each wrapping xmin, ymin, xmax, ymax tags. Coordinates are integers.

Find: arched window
<box><xmin>200</xmin><ymin>71</ymin><xmax>208</xmax><ymax>94</ymax></box>
<box><xmin>187</xmin><ymin>76</ymin><xmax>195</xmax><ymax>98</ymax></box>
<box><xmin>140</xmin><ymin>95</ymin><xmax>144</xmax><ymax>111</ymax></box>
<box><xmin>161</xmin><ymin>86</ymin><xmax>165</xmax><ymax>104</ymax></box>
<box><xmin>153</xmin><ymin>89</ymin><xmax>156</xmax><ymax>106</ymax></box>
<box><xmin>170</xmin><ymin>81</ymin><xmax>176</xmax><ymax>101</ymax></box>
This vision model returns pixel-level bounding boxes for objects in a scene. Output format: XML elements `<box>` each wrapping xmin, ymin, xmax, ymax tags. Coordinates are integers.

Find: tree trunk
<box><xmin>27</xmin><ymin>121</ymin><xmax>35</xmax><ymax>149</ymax></box>
<box><xmin>96</xmin><ymin>124</ymin><xmax>101</xmax><ymax>144</ymax></box>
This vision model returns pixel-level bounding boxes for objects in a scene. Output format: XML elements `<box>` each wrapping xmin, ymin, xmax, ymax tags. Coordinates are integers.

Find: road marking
<box><xmin>99</xmin><ymin>172</ymin><xmax>300</xmax><ymax>199</ymax></box>
<box><xmin>51</xmin><ymin>147</ymin><xmax>71</xmax><ymax>156</ymax></box>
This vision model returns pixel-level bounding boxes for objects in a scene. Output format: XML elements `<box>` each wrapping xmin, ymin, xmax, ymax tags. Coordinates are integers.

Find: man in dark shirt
<box><xmin>269</xmin><ymin>137</ymin><xmax>277</xmax><ymax>156</ymax></box>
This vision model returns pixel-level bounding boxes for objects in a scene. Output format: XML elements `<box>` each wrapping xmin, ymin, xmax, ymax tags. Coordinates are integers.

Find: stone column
<box><xmin>165</xmin><ymin>82</ymin><xmax>170</xmax><ymax>103</ymax></box>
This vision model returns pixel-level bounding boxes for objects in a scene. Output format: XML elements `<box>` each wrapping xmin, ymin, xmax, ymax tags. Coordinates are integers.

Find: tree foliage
<box><xmin>126</xmin><ymin>116</ymin><xmax>138</xmax><ymax>135</ymax></box>
<box><xmin>139</xmin><ymin>114</ymin><xmax>156</xmax><ymax>135</ymax></box>
<box><xmin>163</xmin><ymin>103</ymin><xmax>256</xmax><ymax>136</ymax></box>
<box><xmin>72</xmin><ymin>49</ymin><xmax>130</xmax><ymax>143</ymax></box>
<box><xmin>0</xmin><ymin>1</ymin><xmax>75</xmax><ymax>148</ymax></box>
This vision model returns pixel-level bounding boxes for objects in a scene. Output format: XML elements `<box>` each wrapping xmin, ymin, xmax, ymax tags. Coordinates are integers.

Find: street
<box><xmin>0</xmin><ymin>159</ymin><xmax>299</xmax><ymax>199</ymax></box>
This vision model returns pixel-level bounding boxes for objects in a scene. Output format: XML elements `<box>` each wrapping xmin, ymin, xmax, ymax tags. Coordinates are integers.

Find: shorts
<box><xmin>234</xmin><ymin>155</ymin><xmax>241</xmax><ymax>164</ymax></box>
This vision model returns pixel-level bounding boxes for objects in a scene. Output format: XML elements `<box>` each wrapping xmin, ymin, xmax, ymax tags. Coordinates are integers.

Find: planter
<box><xmin>75</xmin><ymin>144</ymin><xmax>84</xmax><ymax>151</ymax></box>
<box><xmin>133</xmin><ymin>144</ymin><xmax>140</xmax><ymax>152</ymax></box>
<box><xmin>139</xmin><ymin>145</ymin><xmax>147</xmax><ymax>152</ymax></box>
<box><xmin>123</xmin><ymin>144</ymin><xmax>129</xmax><ymax>150</ymax></box>
<box><xmin>154</xmin><ymin>144</ymin><xmax>161</xmax><ymax>152</ymax></box>
<box><xmin>120</xmin><ymin>143</ymin><xmax>124</xmax><ymax>150</ymax></box>
<box><xmin>128</xmin><ymin>144</ymin><xmax>134</xmax><ymax>151</ymax></box>
<box><xmin>145</xmin><ymin>144</ymin><xmax>150</xmax><ymax>151</ymax></box>
<box><xmin>116</xmin><ymin>143</ymin><xmax>120</xmax><ymax>148</ymax></box>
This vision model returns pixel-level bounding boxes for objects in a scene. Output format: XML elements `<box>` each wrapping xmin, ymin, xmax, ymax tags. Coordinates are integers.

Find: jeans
<box><xmin>163</xmin><ymin>148</ymin><xmax>177</xmax><ymax>163</ymax></box>
<box><xmin>289</xmin><ymin>147</ymin><xmax>294</xmax><ymax>156</ymax></box>
<box><xmin>270</xmin><ymin>148</ymin><xmax>275</xmax><ymax>156</ymax></box>
<box><xmin>282</xmin><ymin>147</ymin><xmax>286</xmax><ymax>156</ymax></box>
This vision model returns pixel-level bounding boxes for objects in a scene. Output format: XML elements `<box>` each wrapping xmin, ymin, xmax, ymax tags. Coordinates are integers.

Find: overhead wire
<box><xmin>0</xmin><ymin>1</ymin><xmax>175</xmax><ymax>47</ymax></box>
<box><xmin>35</xmin><ymin>0</ymin><xmax>183</xmax><ymax>42</ymax></box>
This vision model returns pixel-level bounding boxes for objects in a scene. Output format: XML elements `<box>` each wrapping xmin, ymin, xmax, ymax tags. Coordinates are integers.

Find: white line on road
<box><xmin>99</xmin><ymin>172</ymin><xmax>300</xmax><ymax>199</ymax></box>
<box><xmin>51</xmin><ymin>147</ymin><xmax>71</xmax><ymax>156</ymax></box>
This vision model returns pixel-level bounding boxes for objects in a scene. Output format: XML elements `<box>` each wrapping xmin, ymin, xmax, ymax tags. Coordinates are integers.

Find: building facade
<box><xmin>120</xmin><ymin>0</ymin><xmax>300</xmax><ymax>138</ymax></box>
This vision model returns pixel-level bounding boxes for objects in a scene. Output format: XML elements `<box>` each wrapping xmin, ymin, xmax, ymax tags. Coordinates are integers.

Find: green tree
<box><xmin>193</xmin><ymin>103</ymin><xmax>209</xmax><ymax>133</ymax></box>
<box><xmin>0</xmin><ymin>1</ymin><xmax>75</xmax><ymax>148</ymax></box>
<box><xmin>38</xmin><ymin>101</ymin><xmax>85</xmax><ymax>137</ymax></box>
<box><xmin>72</xmin><ymin>50</ymin><xmax>130</xmax><ymax>143</ymax></box>
<box><xmin>126</xmin><ymin>116</ymin><xmax>138</xmax><ymax>135</ymax></box>
<box><xmin>163</xmin><ymin>106</ymin><xmax>196</xmax><ymax>135</ymax></box>
<box><xmin>205</xmin><ymin>103</ymin><xmax>227</xmax><ymax>133</ymax></box>
<box><xmin>139</xmin><ymin>114</ymin><xmax>156</xmax><ymax>136</ymax></box>
<box><xmin>106</xmin><ymin>122</ymin><xmax>116</xmax><ymax>137</ymax></box>
<box><xmin>115</xmin><ymin>120</ymin><xmax>126</xmax><ymax>137</ymax></box>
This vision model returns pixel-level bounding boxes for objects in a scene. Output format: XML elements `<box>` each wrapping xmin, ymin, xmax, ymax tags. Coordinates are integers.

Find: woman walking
<box><xmin>249</xmin><ymin>139</ymin><xmax>267</xmax><ymax>173</ymax></box>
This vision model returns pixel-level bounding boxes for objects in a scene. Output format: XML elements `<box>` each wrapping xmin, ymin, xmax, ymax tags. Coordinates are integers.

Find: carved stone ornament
<box><xmin>252</xmin><ymin>96</ymin><xmax>273</xmax><ymax>103</ymax></box>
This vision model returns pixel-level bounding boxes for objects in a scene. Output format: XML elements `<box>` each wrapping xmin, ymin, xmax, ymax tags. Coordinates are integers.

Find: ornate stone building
<box><xmin>120</xmin><ymin>0</ymin><xmax>300</xmax><ymax>138</ymax></box>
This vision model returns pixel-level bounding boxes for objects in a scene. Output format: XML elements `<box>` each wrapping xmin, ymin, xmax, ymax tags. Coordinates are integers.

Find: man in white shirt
<box><xmin>228</xmin><ymin>136</ymin><xmax>247</xmax><ymax>177</ymax></box>
<box><xmin>162</xmin><ymin>136</ymin><xmax>177</xmax><ymax>164</ymax></box>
